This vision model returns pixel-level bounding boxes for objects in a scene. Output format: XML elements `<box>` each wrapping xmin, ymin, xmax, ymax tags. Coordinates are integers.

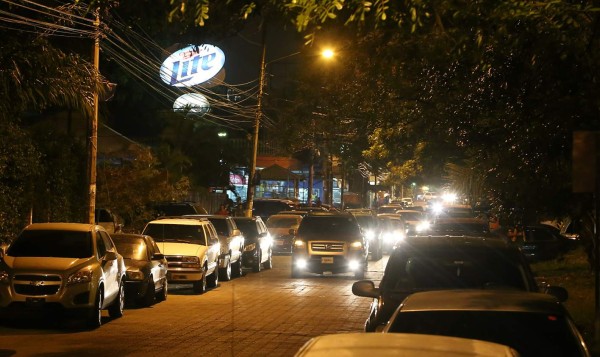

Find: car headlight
<box><xmin>350</xmin><ymin>241</ymin><xmax>363</xmax><ymax>250</ymax></box>
<box><xmin>67</xmin><ymin>268</ymin><xmax>93</xmax><ymax>286</ymax></box>
<box><xmin>0</xmin><ymin>270</ymin><xmax>9</xmax><ymax>284</ymax></box>
<box><xmin>364</xmin><ymin>229</ymin><xmax>375</xmax><ymax>241</ymax></box>
<box><xmin>244</xmin><ymin>243</ymin><xmax>256</xmax><ymax>252</ymax></box>
<box><xmin>416</xmin><ymin>221</ymin><xmax>431</xmax><ymax>232</ymax></box>
<box><xmin>126</xmin><ymin>269</ymin><xmax>144</xmax><ymax>281</ymax></box>
<box><xmin>294</xmin><ymin>240</ymin><xmax>306</xmax><ymax>248</ymax></box>
<box><xmin>181</xmin><ymin>256</ymin><xmax>200</xmax><ymax>268</ymax></box>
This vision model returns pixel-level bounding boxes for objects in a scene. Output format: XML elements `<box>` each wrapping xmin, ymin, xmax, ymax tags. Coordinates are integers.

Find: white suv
<box><xmin>0</xmin><ymin>223</ymin><xmax>126</xmax><ymax>328</ymax></box>
<box><xmin>142</xmin><ymin>217</ymin><xmax>220</xmax><ymax>294</ymax></box>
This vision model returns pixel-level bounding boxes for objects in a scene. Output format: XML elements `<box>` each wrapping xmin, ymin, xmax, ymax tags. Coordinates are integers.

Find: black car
<box><xmin>232</xmin><ymin>216</ymin><xmax>273</xmax><ymax>272</ymax></box>
<box><xmin>352</xmin><ymin>235</ymin><xmax>568</xmax><ymax>332</ymax></box>
<box><xmin>519</xmin><ymin>224</ymin><xmax>575</xmax><ymax>261</ymax></box>
<box><xmin>112</xmin><ymin>233</ymin><xmax>168</xmax><ymax>307</ymax></box>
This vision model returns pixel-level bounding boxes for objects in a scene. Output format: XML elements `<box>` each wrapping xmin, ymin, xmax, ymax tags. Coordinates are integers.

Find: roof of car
<box><xmin>295</xmin><ymin>332</ymin><xmax>518</xmax><ymax>357</ymax></box>
<box><xmin>396</xmin><ymin>235</ymin><xmax>511</xmax><ymax>250</ymax></box>
<box><xmin>398</xmin><ymin>289</ymin><xmax>564</xmax><ymax>315</ymax></box>
<box><xmin>23</xmin><ymin>222</ymin><xmax>100</xmax><ymax>232</ymax></box>
<box><xmin>146</xmin><ymin>217</ymin><xmax>209</xmax><ymax>225</ymax></box>
<box><xmin>267</xmin><ymin>214</ymin><xmax>303</xmax><ymax>220</ymax></box>
<box><xmin>111</xmin><ymin>233</ymin><xmax>153</xmax><ymax>241</ymax></box>
<box><xmin>184</xmin><ymin>214</ymin><xmax>230</xmax><ymax>220</ymax></box>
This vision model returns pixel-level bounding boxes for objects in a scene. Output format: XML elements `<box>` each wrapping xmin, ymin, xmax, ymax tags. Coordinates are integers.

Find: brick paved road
<box><xmin>0</xmin><ymin>255</ymin><xmax>389</xmax><ymax>357</ymax></box>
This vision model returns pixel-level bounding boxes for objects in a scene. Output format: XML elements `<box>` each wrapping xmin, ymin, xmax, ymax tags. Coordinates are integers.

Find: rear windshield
<box><xmin>298</xmin><ymin>216</ymin><xmax>361</xmax><ymax>236</ymax></box>
<box><xmin>381</xmin><ymin>245</ymin><xmax>528</xmax><ymax>291</ymax></box>
<box><xmin>8</xmin><ymin>230</ymin><xmax>93</xmax><ymax>258</ymax></box>
<box><xmin>207</xmin><ymin>218</ymin><xmax>228</xmax><ymax>236</ymax></box>
<box><xmin>387</xmin><ymin>311</ymin><xmax>584</xmax><ymax>357</ymax></box>
<box><xmin>114</xmin><ymin>239</ymin><xmax>148</xmax><ymax>261</ymax></box>
<box><xmin>234</xmin><ymin>219</ymin><xmax>259</xmax><ymax>238</ymax></box>
<box><xmin>143</xmin><ymin>223</ymin><xmax>206</xmax><ymax>245</ymax></box>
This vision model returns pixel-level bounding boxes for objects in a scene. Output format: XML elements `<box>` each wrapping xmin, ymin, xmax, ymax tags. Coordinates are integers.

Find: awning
<box><xmin>258</xmin><ymin>164</ymin><xmax>302</xmax><ymax>181</ymax></box>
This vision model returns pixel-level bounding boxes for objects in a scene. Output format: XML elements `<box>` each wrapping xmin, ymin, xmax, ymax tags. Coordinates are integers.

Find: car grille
<box><xmin>311</xmin><ymin>242</ymin><xmax>345</xmax><ymax>252</ymax></box>
<box><xmin>165</xmin><ymin>255</ymin><xmax>186</xmax><ymax>268</ymax></box>
<box><xmin>13</xmin><ymin>274</ymin><xmax>62</xmax><ymax>296</ymax></box>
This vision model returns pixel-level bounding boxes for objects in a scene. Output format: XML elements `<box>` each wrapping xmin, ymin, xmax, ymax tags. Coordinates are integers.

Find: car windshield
<box><xmin>7</xmin><ymin>230</ymin><xmax>93</xmax><ymax>258</ymax></box>
<box><xmin>114</xmin><ymin>239</ymin><xmax>148</xmax><ymax>261</ymax></box>
<box><xmin>143</xmin><ymin>224</ymin><xmax>206</xmax><ymax>245</ymax></box>
<box><xmin>387</xmin><ymin>311</ymin><xmax>584</xmax><ymax>357</ymax></box>
<box><xmin>353</xmin><ymin>215</ymin><xmax>377</xmax><ymax>230</ymax></box>
<box><xmin>234</xmin><ymin>220</ymin><xmax>259</xmax><ymax>239</ymax></box>
<box><xmin>298</xmin><ymin>216</ymin><xmax>361</xmax><ymax>236</ymax></box>
<box><xmin>267</xmin><ymin>217</ymin><xmax>300</xmax><ymax>228</ymax></box>
<box><xmin>207</xmin><ymin>218</ymin><xmax>228</xmax><ymax>236</ymax></box>
<box><xmin>381</xmin><ymin>246</ymin><xmax>528</xmax><ymax>291</ymax></box>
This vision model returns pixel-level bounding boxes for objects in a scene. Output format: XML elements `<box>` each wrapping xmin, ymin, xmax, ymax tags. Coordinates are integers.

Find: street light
<box><xmin>245</xmin><ymin>46</ymin><xmax>335</xmax><ymax>217</ymax></box>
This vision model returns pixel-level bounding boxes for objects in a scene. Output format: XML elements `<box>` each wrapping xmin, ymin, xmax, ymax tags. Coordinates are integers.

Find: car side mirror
<box><xmin>233</xmin><ymin>229</ymin><xmax>242</xmax><ymax>236</ymax></box>
<box><xmin>105</xmin><ymin>250</ymin><xmax>118</xmax><ymax>261</ymax></box>
<box><xmin>352</xmin><ymin>280</ymin><xmax>379</xmax><ymax>298</ymax></box>
<box><xmin>152</xmin><ymin>253</ymin><xmax>165</xmax><ymax>260</ymax></box>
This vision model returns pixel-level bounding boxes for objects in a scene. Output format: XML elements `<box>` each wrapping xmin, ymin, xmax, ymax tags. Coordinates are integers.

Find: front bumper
<box><xmin>292</xmin><ymin>254</ymin><xmax>366</xmax><ymax>274</ymax></box>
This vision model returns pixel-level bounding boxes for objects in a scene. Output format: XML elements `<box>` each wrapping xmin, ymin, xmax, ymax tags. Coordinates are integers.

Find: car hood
<box><xmin>298</xmin><ymin>233</ymin><xmax>361</xmax><ymax>241</ymax></box>
<box><xmin>156</xmin><ymin>242</ymin><xmax>207</xmax><ymax>256</ymax></box>
<box><xmin>3</xmin><ymin>256</ymin><xmax>93</xmax><ymax>271</ymax></box>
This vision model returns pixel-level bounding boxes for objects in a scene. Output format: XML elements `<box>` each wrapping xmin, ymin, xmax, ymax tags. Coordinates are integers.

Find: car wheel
<box><xmin>232</xmin><ymin>256</ymin><xmax>243</xmax><ymax>278</ymax></box>
<box><xmin>139</xmin><ymin>279</ymin><xmax>155</xmax><ymax>307</ymax></box>
<box><xmin>263</xmin><ymin>249</ymin><xmax>273</xmax><ymax>269</ymax></box>
<box><xmin>253</xmin><ymin>251</ymin><xmax>262</xmax><ymax>272</ymax></box>
<box><xmin>192</xmin><ymin>266</ymin><xmax>208</xmax><ymax>294</ymax></box>
<box><xmin>156</xmin><ymin>278</ymin><xmax>168</xmax><ymax>302</ymax></box>
<box><xmin>219</xmin><ymin>255</ymin><xmax>232</xmax><ymax>281</ymax></box>
<box><xmin>207</xmin><ymin>266</ymin><xmax>219</xmax><ymax>288</ymax></box>
<box><xmin>86</xmin><ymin>289</ymin><xmax>103</xmax><ymax>329</ymax></box>
<box><xmin>108</xmin><ymin>281</ymin><xmax>125</xmax><ymax>318</ymax></box>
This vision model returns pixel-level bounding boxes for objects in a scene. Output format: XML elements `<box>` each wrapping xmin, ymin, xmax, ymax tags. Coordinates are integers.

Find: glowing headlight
<box><xmin>383</xmin><ymin>232</ymin><xmax>395</xmax><ymax>243</ymax></box>
<box><xmin>364</xmin><ymin>230</ymin><xmax>375</xmax><ymax>241</ymax></box>
<box><xmin>295</xmin><ymin>258</ymin><xmax>308</xmax><ymax>269</ymax></box>
<box><xmin>126</xmin><ymin>269</ymin><xmax>144</xmax><ymax>281</ymax></box>
<box><xmin>67</xmin><ymin>268</ymin><xmax>93</xmax><ymax>286</ymax></box>
<box><xmin>416</xmin><ymin>221</ymin><xmax>431</xmax><ymax>232</ymax></box>
<box><xmin>432</xmin><ymin>202</ymin><xmax>444</xmax><ymax>215</ymax></box>
<box><xmin>442</xmin><ymin>192</ymin><xmax>457</xmax><ymax>203</ymax></box>
<box><xmin>350</xmin><ymin>241</ymin><xmax>363</xmax><ymax>250</ymax></box>
<box><xmin>244</xmin><ymin>243</ymin><xmax>257</xmax><ymax>252</ymax></box>
<box><xmin>294</xmin><ymin>240</ymin><xmax>306</xmax><ymax>248</ymax></box>
<box><xmin>0</xmin><ymin>270</ymin><xmax>9</xmax><ymax>284</ymax></box>
<box><xmin>348</xmin><ymin>260</ymin><xmax>361</xmax><ymax>271</ymax></box>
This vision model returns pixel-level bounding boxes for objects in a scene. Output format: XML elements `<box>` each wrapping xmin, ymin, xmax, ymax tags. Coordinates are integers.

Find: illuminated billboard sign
<box><xmin>173</xmin><ymin>93</ymin><xmax>210</xmax><ymax>117</ymax></box>
<box><xmin>160</xmin><ymin>44</ymin><xmax>225</xmax><ymax>87</ymax></box>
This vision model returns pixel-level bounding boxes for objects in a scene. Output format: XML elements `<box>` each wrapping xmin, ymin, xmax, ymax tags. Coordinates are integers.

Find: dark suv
<box><xmin>292</xmin><ymin>212</ymin><xmax>369</xmax><ymax>279</ymax></box>
<box><xmin>352</xmin><ymin>235</ymin><xmax>567</xmax><ymax>332</ymax></box>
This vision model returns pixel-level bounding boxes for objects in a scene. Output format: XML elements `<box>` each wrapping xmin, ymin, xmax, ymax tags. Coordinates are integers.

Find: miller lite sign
<box><xmin>160</xmin><ymin>44</ymin><xmax>225</xmax><ymax>87</ymax></box>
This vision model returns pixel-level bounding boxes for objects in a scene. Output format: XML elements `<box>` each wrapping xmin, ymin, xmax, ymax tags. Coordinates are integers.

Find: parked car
<box><xmin>352</xmin><ymin>235</ymin><xmax>567</xmax><ymax>332</ymax></box>
<box><xmin>376</xmin><ymin>214</ymin><xmax>406</xmax><ymax>253</ymax></box>
<box><xmin>349</xmin><ymin>210</ymin><xmax>383</xmax><ymax>261</ymax></box>
<box><xmin>519</xmin><ymin>224</ymin><xmax>575</xmax><ymax>261</ymax></box>
<box><xmin>250</xmin><ymin>198</ymin><xmax>298</xmax><ymax>220</ymax></box>
<box><xmin>266</xmin><ymin>213</ymin><xmax>303</xmax><ymax>255</ymax></box>
<box><xmin>141</xmin><ymin>217</ymin><xmax>220</xmax><ymax>294</ymax></box>
<box><xmin>292</xmin><ymin>212</ymin><xmax>369</xmax><ymax>279</ymax></box>
<box><xmin>0</xmin><ymin>223</ymin><xmax>126</xmax><ymax>328</ymax></box>
<box><xmin>232</xmin><ymin>216</ymin><xmax>273</xmax><ymax>272</ymax></box>
<box><xmin>383</xmin><ymin>289</ymin><xmax>590</xmax><ymax>357</ymax></box>
<box><xmin>185</xmin><ymin>215</ymin><xmax>245</xmax><ymax>281</ymax></box>
<box><xmin>111</xmin><ymin>233</ymin><xmax>168</xmax><ymax>307</ymax></box>
<box><xmin>295</xmin><ymin>332</ymin><xmax>519</xmax><ymax>357</ymax></box>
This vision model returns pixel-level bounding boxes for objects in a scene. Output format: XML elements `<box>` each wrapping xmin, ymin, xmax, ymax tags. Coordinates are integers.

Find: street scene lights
<box><xmin>245</xmin><ymin>47</ymin><xmax>335</xmax><ymax>217</ymax></box>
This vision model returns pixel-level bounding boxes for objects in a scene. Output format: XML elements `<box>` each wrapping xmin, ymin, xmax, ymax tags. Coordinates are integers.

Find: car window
<box><xmin>381</xmin><ymin>246</ymin><xmax>528</xmax><ymax>291</ymax></box>
<box><xmin>99</xmin><ymin>231</ymin><xmax>115</xmax><ymax>250</ymax></box>
<box><xmin>387</xmin><ymin>311</ymin><xmax>584</xmax><ymax>357</ymax></box>
<box><xmin>143</xmin><ymin>223</ymin><xmax>208</xmax><ymax>245</ymax></box>
<box><xmin>234</xmin><ymin>219</ymin><xmax>259</xmax><ymax>238</ymax></box>
<box><xmin>7</xmin><ymin>230</ymin><xmax>93</xmax><ymax>259</ymax></box>
<box><xmin>208</xmin><ymin>218</ymin><xmax>228</xmax><ymax>236</ymax></box>
<box><xmin>115</xmin><ymin>239</ymin><xmax>148</xmax><ymax>261</ymax></box>
<box><xmin>353</xmin><ymin>215</ymin><xmax>377</xmax><ymax>230</ymax></box>
<box><xmin>267</xmin><ymin>217</ymin><xmax>301</xmax><ymax>228</ymax></box>
<box><xmin>298</xmin><ymin>216</ymin><xmax>361</xmax><ymax>236</ymax></box>
<box><xmin>96</xmin><ymin>232</ymin><xmax>107</xmax><ymax>258</ymax></box>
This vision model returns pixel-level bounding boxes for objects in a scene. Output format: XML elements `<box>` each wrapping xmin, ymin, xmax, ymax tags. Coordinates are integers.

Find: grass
<box><xmin>530</xmin><ymin>245</ymin><xmax>598</xmax><ymax>351</ymax></box>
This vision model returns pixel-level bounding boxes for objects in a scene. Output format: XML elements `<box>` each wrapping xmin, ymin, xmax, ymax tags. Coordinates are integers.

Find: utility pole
<box><xmin>87</xmin><ymin>11</ymin><xmax>100</xmax><ymax>224</ymax></box>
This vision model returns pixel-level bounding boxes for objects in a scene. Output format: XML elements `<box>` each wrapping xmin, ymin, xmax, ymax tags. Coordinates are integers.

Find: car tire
<box><xmin>253</xmin><ymin>252</ymin><xmax>262</xmax><ymax>272</ymax></box>
<box><xmin>193</xmin><ymin>266</ymin><xmax>208</xmax><ymax>294</ymax></box>
<box><xmin>207</xmin><ymin>266</ymin><xmax>219</xmax><ymax>288</ymax></box>
<box><xmin>263</xmin><ymin>249</ymin><xmax>273</xmax><ymax>269</ymax></box>
<box><xmin>86</xmin><ymin>290</ymin><xmax>103</xmax><ymax>329</ymax></box>
<box><xmin>219</xmin><ymin>255</ymin><xmax>232</xmax><ymax>281</ymax></box>
<box><xmin>232</xmin><ymin>256</ymin><xmax>243</xmax><ymax>278</ymax></box>
<box><xmin>108</xmin><ymin>282</ymin><xmax>124</xmax><ymax>318</ymax></box>
<box><xmin>139</xmin><ymin>279</ymin><xmax>155</xmax><ymax>307</ymax></box>
<box><xmin>156</xmin><ymin>278</ymin><xmax>168</xmax><ymax>302</ymax></box>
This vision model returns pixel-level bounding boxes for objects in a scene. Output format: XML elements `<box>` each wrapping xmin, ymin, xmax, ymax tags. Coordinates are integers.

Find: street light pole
<box><xmin>245</xmin><ymin>41</ymin><xmax>267</xmax><ymax>217</ymax></box>
<box><xmin>87</xmin><ymin>11</ymin><xmax>100</xmax><ymax>225</ymax></box>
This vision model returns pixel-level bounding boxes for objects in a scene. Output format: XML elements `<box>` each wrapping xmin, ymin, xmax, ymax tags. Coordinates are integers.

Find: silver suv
<box><xmin>0</xmin><ymin>223</ymin><xmax>126</xmax><ymax>328</ymax></box>
<box><xmin>142</xmin><ymin>217</ymin><xmax>220</xmax><ymax>294</ymax></box>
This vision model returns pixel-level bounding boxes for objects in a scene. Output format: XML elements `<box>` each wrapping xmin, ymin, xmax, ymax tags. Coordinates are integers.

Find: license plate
<box><xmin>26</xmin><ymin>297</ymin><xmax>45</xmax><ymax>305</ymax></box>
<box><xmin>275</xmin><ymin>241</ymin><xmax>284</xmax><ymax>246</ymax></box>
<box><xmin>321</xmin><ymin>257</ymin><xmax>334</xmax><ymax>264</ymax></box>
<box><xmin>172</xmin><ymin>274</ymin><xmax>186</xmax><ymax>280</ymax></box>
